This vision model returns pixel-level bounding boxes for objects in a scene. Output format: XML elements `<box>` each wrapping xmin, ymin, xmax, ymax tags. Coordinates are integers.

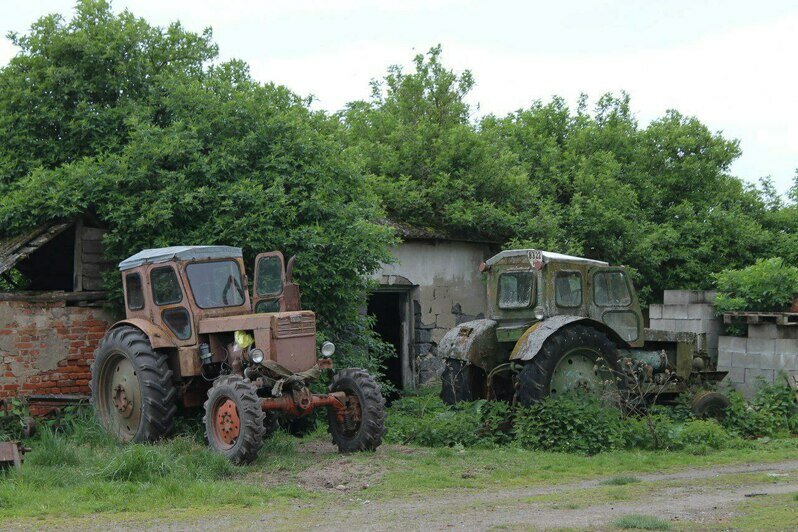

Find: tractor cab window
<box><xmin>151</xmin><ymin>267</ymin><xmax>183</xmax><ymax>305</ymax></box>
<box><xmin>125</xmin><ymin>273</ymin><xmax>144</xmax><ymax>310</ymax></box>
<box><xmin>186</xmin><ymin>260</ymin><xmax>245</xmax><ymax>309</ymax></box>
<box><xmin>256</xmin><ymin>255</ymin><xmax>283</xmax><ymax>296</ymax></box>
<box><xmin>498</xmin><ymin>271</ymin><xmax>534</xmax><ymax>309</ymax></box>
<box><xmin>593</xmin><ymin>271</ymin><xmax>632</xmax><ymax>307</ymax></box>
<box><xmin>555</xmin><ymin>271</ymin><xmax>582</xmax><ymax>308</ymax></box>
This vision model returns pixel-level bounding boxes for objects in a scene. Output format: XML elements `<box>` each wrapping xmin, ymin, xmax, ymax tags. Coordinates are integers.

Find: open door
<box><xmin>253</xmin><ymin>251</ymin><xmax>285</xmax><ymax>313</ymax></box>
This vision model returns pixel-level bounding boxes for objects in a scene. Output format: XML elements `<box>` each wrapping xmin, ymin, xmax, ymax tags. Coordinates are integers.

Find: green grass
<box><xmin>3</xmin><ymin>408</ymin><xmax>798</xmax><ymax>523</ymax></box>
<box><xmin>601</xmin><ymin>475</ymin><xmax>641</xmax><ymax>486</ymax></box>
<box><xmin>722</xmin><ymin>492</ymin><xmax>798</xmax><ymax>529</ymax></box>
<box><xmin>612</xmin><ymin>514</ymin><xmax>672</xmax><ymax>530</ymax></box>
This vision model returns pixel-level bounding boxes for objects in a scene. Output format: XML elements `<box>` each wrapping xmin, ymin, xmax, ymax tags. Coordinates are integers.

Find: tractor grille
<box><xmin>274</xmin><ymin>313</ymin><xmax>316</xmax><ymax>338</ymax></box>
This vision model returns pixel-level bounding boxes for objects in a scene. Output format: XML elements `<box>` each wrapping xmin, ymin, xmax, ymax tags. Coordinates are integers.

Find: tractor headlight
<box><xmin>534</xmin><ymin>307</ymin><xmax>545</xmax><ymax>320</ymax></box>
<box><xmin>249</xmin><ymin>348</ymin><xmax>265</xmax><ymax>365</ymax></box>
<box><xmin>321</xmin><ymin>341</ymin><xmax>335</xmax><ymax>358</ymax></box>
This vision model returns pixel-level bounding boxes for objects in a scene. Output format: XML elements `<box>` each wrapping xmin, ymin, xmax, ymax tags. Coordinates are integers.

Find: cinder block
<box><xmin>727</xmin><ymin>367</ymin><xmax>745</xmax><ymax>383</ymax></box>
<box><xmin>648</xmin><ymin>304</ymin><xmax>663</xmax><ymax>319</ymax></box>
<box><xmin>719</xmin><ymin>336</ymin><xmax>746</xmax><ymax>351</ymax></box>
<box><xmin>717</xmin><ymin>349</ymin><xmax>734</xmax><ymax>368</ymax></box>
<box><xmin>748</xmin><ymin>323</ymin><xmax>778</xmax><ymax>339</ymax></box>
<box><xmin>649</xmin><ymin>318</ymin><xmax>678</xmax><ymax>332</ymax></box>
<box><xmin>746</xmin><ymin>338</ymin><xmax>776</xmax><ymax>355</ymax></box>
<box><xmin>663</xmin><ymin>290</ymin><xmax>716</xmax><ymax>305</ymax></box>
<box><xmin>663</xmin><ymin>290</ymin><xmax>698</xmax><ymax>305</ymax></box>
<box><xmin>759</xmin><ymin>353</ymin><xmax>781</xmax><ymax>370</ymax></box>
<box><xmin>662</xmin><ymin>304</ymin><xmax>691</xmax><ymax>319</ymax></box>
<box><xmin>687</xmin><ymin>304</ymin><xmax>717</xmax><ymax>319</ymax></box>
<box><xmin>775</xmin><ymin>338</ymin><xmax>798</xmax><ymax>354</ymax></box>
<box><xmin>744</xmin><ymin>367</ymin><xmax>775</xmax><ymax>385</ymax></box>
<box><xmin>776</xmin><ymin>326</ymin><xmax>798</xmax><ymax>340</ymax></box>
<box><xmin>732</xmin><ymin>352</ymin><xmax>759</xmax><ymax>369</ymax></box>
<box><xmin>774</xmin><ymin>353</ymin><xmax>798</xmax><ymax>371</ymax></box>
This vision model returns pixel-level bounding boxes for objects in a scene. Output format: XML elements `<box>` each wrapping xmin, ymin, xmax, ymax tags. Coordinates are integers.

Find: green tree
<box><xmin>0</xmin><ymin>1</ymin><xmax>394</xmax><ymax>370</ymax></box>
<box><xmin>342</xmin><ymin>45</ymin><xmax>537</xmax><ymax>242</ymax></box>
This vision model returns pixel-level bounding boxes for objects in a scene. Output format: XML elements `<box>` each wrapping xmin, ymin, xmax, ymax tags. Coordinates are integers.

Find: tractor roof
<box><xmin>119</xmin><ymin>246</ymin><xmax>243</xmax><ymax>271</ymax></box>
<box><xmin>485</xmin><ymin>249</ymin><xmax>609</xmax><ymax>268</ymax></box>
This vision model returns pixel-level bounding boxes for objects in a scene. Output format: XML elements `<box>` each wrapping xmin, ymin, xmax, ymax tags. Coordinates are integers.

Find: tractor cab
<box><xmin>482</xmin><ymin>249</ymin><xmax>644</xmax><ymax>347</ymax></box>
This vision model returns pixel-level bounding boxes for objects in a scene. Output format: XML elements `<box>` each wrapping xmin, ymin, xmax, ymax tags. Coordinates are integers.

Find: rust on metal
<box><xmin>0</xmin><ymin>441</ymin><xmax>29</xmax><ymax>469</ymax></box>
<box><xmin>261</xmin><ymin>391</ymin><xmax>347</xmax><ymax>418</ymax></box>
<box><xmin>212</xmin><ymin>398</ymin><xmax>241</xmax><ymax>448</ymax></box>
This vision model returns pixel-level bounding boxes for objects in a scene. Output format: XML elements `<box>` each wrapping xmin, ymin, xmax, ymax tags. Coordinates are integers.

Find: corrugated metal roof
<box><xmin>0</xmin><ymin>222</ymin><xmax>73</xmax><ymax>277</ymax></box>
<box><xmin>118</xmin><ymin>246</ymin><xmax>243</xmax><ymax>271</ymax></box>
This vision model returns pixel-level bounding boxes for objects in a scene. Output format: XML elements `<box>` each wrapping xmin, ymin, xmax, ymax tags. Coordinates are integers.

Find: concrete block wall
<box><xmin>649</xmin><ymin>290</ymin><xmax>722</xmax><ymax>361</ymax></box>
<box><xmin>0</xmin><ymin>299</ymin><xmax>113</xmax><ymax>413</ymax></box>
<box><xmin>718</xmin><ymin>325</ymin><xmax>798</xmax><ymax>398</ymax></box>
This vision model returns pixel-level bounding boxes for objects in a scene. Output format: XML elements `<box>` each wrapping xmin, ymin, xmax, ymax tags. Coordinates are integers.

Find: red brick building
<box><xmin>0</xmin><ymin>220</ymin><xmax>116</xmax><ymax>413</ymax></box>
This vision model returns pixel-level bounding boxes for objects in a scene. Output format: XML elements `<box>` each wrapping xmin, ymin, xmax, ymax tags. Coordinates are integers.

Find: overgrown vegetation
<box><xmin>713</xmin><ymin>257</ymin><xmax>798</xmax><ymax>313</ymax></box>
<box><xmin>0</xmin><ymin>0</ymin><xmax>395</xmax><ymax>374</ymax></box>
<box><xmin>384</xmin><ymin>379</ymin><xmax>798</xmax><ymax>455</ymax></box>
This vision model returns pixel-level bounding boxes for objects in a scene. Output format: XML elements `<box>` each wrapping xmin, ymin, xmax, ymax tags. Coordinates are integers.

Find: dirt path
<box><xmin>11</xmin><ymin>458</ymin><xmax>798</xmax><ymax>530</ymax></box>
<box><xmin>303</xmin><ymin>460</ymin><xmax>798</xmax><ymax>530</ymax></box>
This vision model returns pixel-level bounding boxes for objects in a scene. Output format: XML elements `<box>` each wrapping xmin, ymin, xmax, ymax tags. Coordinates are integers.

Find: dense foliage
<box><xmin>713</xmin><ymin>258</ymin><xmax>798</xmax><ymax>313</ymax></box>
<box><xmin>385</xmin><ymin>380</ymin><xmax>798</xmax><ymax>455</ymax></box>
<box><xmin>0</xmin><ymin>1</ymin><xmax>394</xmax><ymax>370</ymax></box>
<box><xmin>344</xmin><ymin>47</ymin><xmax>798</xmax><ymax>303</ymax></box>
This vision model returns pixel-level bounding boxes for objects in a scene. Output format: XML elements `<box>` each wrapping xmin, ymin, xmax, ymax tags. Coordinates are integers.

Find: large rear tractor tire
<box><xmin>690</xmin><ymin>391</ymin><xmax>730</xmax><ymax>421</ymax></box>
<box><xmin>327</xmin><ymin>368</ymin><xmax>386</xmax><ymax>453</ymax></box>
<box><xmin>517</xmin><ymin>324</ymin><xmax>621</xmax><ymax>406</ymax></box>
<box><xmin>204</xmin><ymin>375</ymin><xmax>265</xmax><ymax>464</ymax></box>
<box><xmin>91</xmin><ymin>326</ymin><xmax>177</xmax><ymax>443</ymax></box>
<box><xmin>440</xmin><ymin>359</ymin><xmax>486</xmax><ymax>405</ymax></box>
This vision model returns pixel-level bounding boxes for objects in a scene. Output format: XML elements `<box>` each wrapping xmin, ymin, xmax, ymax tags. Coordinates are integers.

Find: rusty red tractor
<box><xmin>90</xmin><ymin>246</ymin><xmax>385</xmax><ymax>463</ymax></box>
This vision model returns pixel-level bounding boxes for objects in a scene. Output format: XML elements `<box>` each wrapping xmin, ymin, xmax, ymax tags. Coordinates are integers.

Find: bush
<box><xmin>514</xmin><ymin>396</ymin><xmax>624</xmax><ymax>455</ymax></box>
<box><xmin>713</xmin><ymin>258</ymin><xmax>798</xmax><ymax>313</ymax></box>
<box><xmin>671</xmin><ymin>419</ymin><xmax>735</xmax><ymax>455</ymax></box>
<box><xmin>723</xmin><ymin>379</ymin><xmax>798</xmax><ymax>438</ymax></box>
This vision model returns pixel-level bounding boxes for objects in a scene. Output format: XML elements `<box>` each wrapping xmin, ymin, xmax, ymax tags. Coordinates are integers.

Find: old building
<box><xmin>0</xmin><ymin>220</ymin><xmax>114</xmax><ymax>410</ymax></box>
<box><xmin>370</xmin><ymin>223</ymin><xmax>497</xmax><ymax>391</ymax></box>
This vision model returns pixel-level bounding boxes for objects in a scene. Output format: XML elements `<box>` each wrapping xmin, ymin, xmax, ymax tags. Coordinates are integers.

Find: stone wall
<box><xmin>649</xmin><ymin>290</ymin><xmax>722</xmax><ymax>362</ymax></box>
<box><xmin>376</xmin><ymin>239</ymin><xmax>493</xmax><ymax>384</ymax></box>
<box><xmin>0</xmin><ymin>299</ymin><xmax>114</xmax><ymax>411</ymax></box>
<box><xmin>718</xmin><ymin>324</ymin><xmax>798</xmax><ymax>397</ymax></box>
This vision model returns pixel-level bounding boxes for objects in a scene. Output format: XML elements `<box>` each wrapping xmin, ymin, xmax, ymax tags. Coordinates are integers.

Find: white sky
<box><xmin>1</xmin><ymin>0</ymin><xmax>797</xmax><ymax>193</ymax></box>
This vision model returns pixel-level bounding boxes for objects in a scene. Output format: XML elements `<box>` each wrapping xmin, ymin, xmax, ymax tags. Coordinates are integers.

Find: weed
<box><xmin>601</xmin><ymin>475</ymin><xmax>640</xmax><ymax>486</ymax></box>
<box><xmin>25</xmin><ymin>427</ymin><xmax>81</xmax><ymax>466</ymax></box>
<box><xmin>100</xmin><ymin>445</ymin><xmax>172</xmax><ymax>482</ymax></box>
<box><xmin>612</xmin><ymin>514</ymin><xmax>672</xmax><ymax>530</ymax></box>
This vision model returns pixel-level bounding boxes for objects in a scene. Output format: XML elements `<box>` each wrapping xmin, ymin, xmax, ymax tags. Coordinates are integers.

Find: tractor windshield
<box><xmin>186</xmin><ymin>260</ymin><xmax>246</xmax><ymax>309</ymax></box>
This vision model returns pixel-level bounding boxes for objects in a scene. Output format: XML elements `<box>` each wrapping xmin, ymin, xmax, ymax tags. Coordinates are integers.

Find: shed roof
<box><xmin>119</xmin><ymin>246</ymin><xmax>242</xmax><ymax>271</ymax></box>
<box><xmin>485</xmin><ymin>249</ymin><xmax>609</xmax><ymax>267</ymax></box>
<box><xmin>0</xmin><ymin>222</ymin><xmax>73</xmax><ymax>278</ymax></box>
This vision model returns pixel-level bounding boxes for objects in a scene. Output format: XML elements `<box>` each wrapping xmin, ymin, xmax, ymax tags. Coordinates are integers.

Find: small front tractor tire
<box><xmin>91</xmin><ymin>326</ymin><xmax>177</xmax><ymax>443</ymax></box>
<box><xmin>328</xmin><ymin>368</ymin><xmax>386</xmax><ymax>453</ymax></box>
<box><xmin>690</xmin><ymin>391</ymin><xmax>730</xmax><ymax>421</ymax></box>
<box><xmin>204</xmin><ymin>375</ymin><xmax>265</xmax><ymax>464</ymax></box>
<box><xmin>440</xmin><ymin>359</ymin><xmax>486</xmax><ymax>405</ymax></box>
<box><xmin>517</xmin><ymin>324</ymin><xmax>622</xmax><ymax>406</ymax></box>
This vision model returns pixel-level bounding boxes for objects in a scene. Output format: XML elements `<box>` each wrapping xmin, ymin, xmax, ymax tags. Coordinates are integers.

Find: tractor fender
<box><xmin>437</xmin><ymin>319</ymin><xmax>499</xmax><ymax>372</ymax></box>
<box><xmin>108</xmin><ymin>319</ymin><xmax>176</xmax><ymax>350</ymax></box>
<box><xmin>509</xmin><ymin>316</ymin><xmax>626</xmax><ymax>362</ymax></box>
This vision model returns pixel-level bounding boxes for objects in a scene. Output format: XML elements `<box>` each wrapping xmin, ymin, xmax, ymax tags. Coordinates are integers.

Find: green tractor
<box><xmin>439</xmin><ymin>249</ymin><xmax>729</xmax><ymax>416</ymax></box>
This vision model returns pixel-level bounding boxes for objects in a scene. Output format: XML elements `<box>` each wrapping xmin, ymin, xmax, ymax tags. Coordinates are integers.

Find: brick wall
<box><xmin>0</xmin><ymin>299</ymin><xmax>114</xmax><ymax>410</ymax></box>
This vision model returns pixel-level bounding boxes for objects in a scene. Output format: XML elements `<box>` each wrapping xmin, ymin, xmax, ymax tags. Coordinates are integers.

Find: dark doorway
<box><xmin>367</xmin><ymin>289</ymin><xmax>412</xmax><ymax>394</ymax></box>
